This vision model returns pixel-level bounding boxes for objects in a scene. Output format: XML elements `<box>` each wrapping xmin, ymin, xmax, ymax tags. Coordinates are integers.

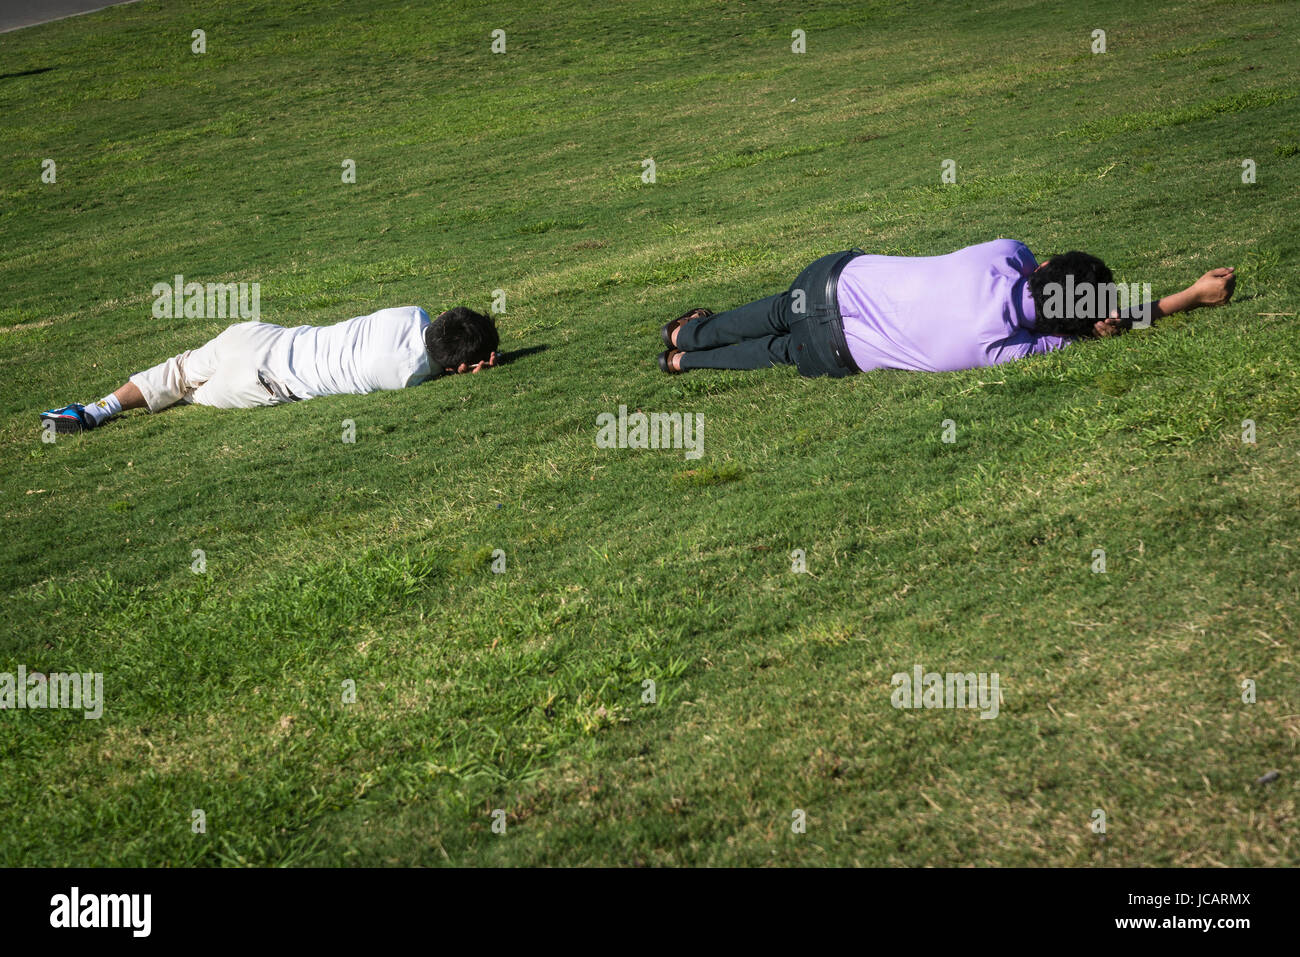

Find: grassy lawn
<box><xmin>1</xmin><ymin>0</ymin><xmax>1297</xmax><ymax>866</ymax></box>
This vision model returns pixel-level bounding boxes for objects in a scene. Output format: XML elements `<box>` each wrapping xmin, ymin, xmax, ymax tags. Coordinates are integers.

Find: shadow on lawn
<box><xmin>498</xmin><ymin>344</ymin><xmax>548</xmax><ymax>365</ymax></box>
<box><xmin>0</xmin><ymin>67</ymin><xmax>55</xmax><ymax>81</ymax></box>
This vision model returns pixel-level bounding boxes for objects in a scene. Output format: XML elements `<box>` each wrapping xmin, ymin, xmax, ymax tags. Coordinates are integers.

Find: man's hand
<box><xmin>447</xmin><ymin>352</ymin><xmax>499</xmax><ymax>375</ymax></box>
<box><xmin>1190</xmin><ymin>267</ymin><xmax>1236</xmax><ymax>308</ymax></box>
<box><xmin>467</xmin><ymin>351</ymin><xmax>498</xmax><ymax>374</ymax></box>
<box><xmin>1093</xmin><ymin>316</ymin><xmax>1122</xmax><ymax>337</ymax></box>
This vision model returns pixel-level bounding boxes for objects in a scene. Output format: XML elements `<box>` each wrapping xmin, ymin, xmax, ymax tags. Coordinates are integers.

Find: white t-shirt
<box><xmin>270</xmin><ymin>306</ymin><xmax>433</xmax><ymax>399</ymax></box>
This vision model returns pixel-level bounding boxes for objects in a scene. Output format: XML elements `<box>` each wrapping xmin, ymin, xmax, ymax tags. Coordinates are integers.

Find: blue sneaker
<box><xmin>40</xmin><ymin>403</ymin><xmax>94</xmax><ymax>434</ymax></box>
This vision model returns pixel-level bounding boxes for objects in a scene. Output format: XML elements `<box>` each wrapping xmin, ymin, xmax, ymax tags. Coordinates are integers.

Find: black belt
<box><xmin>823</xmin><ymin>247</ymin><xmax>864</xmax><ymax>373</ymax></box>
<box><xmin>258</xmin><ymin>372</ymin><xmax>303</xmax><ymax>402</ymax></box>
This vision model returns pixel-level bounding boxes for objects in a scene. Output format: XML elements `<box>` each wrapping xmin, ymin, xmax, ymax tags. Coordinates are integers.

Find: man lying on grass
<box><xmin>40</xmin><ymin>306</ymin><xmax>499</xmax><ymax>433</ymax></box>
<box><xmin>656</xmin><ymin>240</ymin><xmax>1236</xmax><ymax>377</ymax></box>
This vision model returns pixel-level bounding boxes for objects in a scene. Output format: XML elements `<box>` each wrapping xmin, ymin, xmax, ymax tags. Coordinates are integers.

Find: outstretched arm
<box><xmin>1095</xmin><ymin>267</ymin><xmax>1236</xmax><ymax>337</ymax></box>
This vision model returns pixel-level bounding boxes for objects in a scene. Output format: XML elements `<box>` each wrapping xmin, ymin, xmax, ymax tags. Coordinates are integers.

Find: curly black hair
<box><xmin>1027</xmin><ymin>251</ymin><xmax>1114</xmax><ymax>337</ymax></box>
<box><xmin>424</xmin><ymin>306</ymin><xmax>499</xmax><ymax>370</ymax></box>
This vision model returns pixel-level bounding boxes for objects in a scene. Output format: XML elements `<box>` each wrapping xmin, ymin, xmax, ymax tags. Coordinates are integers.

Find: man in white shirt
<box><xmin>39</xmin><ymin>305</ymin><xmax>499</xmax><ymax>432</ymax></box>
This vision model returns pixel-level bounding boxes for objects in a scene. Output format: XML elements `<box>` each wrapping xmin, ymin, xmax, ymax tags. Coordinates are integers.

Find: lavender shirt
<box><xmin>836</xmin><ymin>239</ymin><xmax>1071</xmax><ymax>373</ymax></box>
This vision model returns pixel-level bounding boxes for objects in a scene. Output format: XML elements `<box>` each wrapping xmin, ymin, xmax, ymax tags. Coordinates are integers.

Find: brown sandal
<box><xmin>660</xmin><ymin>307</ymin><xmax>713</xmax><ymax>349</ymax></box>
<box><xmin>657</xmin><ymin>349</ymin><xmax>685</xmax><ymax>374</ymax></box>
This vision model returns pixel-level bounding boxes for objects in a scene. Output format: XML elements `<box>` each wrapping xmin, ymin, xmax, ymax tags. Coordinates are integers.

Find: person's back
<box><xmin>838</xmin><ymin>239</ymin><xmax>1067</xmax><ymax>373</ymax></box>
<box><xmin>277</xmin><ymin>306</ymin><xmax>432</xmax><ymax>399</ymax></box>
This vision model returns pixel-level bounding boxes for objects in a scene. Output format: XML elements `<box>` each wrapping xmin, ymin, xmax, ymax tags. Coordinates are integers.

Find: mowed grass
<box><xmin>1</xmin><ymin>0</ymin><xmax>1298</xmax><ymax>866</ymax></box>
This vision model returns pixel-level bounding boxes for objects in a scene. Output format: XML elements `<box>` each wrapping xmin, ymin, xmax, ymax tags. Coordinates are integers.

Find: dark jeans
<box><xmin>677</xmin><ymin>249</ymin><xmax>863</xmax><ymax>378</ymax></box>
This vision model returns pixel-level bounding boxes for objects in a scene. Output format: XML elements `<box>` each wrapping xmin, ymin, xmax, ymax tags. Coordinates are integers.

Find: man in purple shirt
<box><xmin>657</xmin><ymin>241</ymin><xmax>1235</xmax><ymax>377</ymax></box>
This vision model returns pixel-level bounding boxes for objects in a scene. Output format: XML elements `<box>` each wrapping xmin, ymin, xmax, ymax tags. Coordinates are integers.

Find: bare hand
<box><xmin>469</xmin><ymin>351</ymin><xmax>498</xmax><ymax>373</ymax></box>
<box><xmin>1093</xmin><ymin>316</ymin><xmax>1122</xmax><ymax>337</ymax></box>
<box><xmin>447</xmin><ymin>352</ymin><xmax>499</xmax><ymax>375</ymax></box>
<box><xmin>1191</xmin><ymin>267</ymin><xmax>1235</xmax><ymax>308</ymax></box>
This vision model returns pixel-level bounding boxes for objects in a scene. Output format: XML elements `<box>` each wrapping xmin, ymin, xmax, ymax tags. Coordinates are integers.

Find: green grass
<box><xmin>1</xmin><ymin>0</ymin><xmax>1298</xmax><ymax>866</ymax></box>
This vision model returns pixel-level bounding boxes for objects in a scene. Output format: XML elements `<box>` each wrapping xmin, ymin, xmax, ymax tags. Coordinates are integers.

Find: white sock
<box><xmin>84</xmin><ymin>393</ymin><xmax>123</xmax><ymax>426</ymax></box>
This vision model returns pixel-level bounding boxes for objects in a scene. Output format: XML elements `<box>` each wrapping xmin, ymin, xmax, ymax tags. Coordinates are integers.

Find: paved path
<box><xmin>0</xmin><ymin>0</ymin><xmax>140</xmax><ymax>35</ymax></box>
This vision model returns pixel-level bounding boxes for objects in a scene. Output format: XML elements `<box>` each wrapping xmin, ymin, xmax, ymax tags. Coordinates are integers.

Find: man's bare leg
<box><xmin>72</xmin><ymin>380</ymin><xmax>146</xmax><ymax>428</ymax></box>
<box><xmin>111</xmin><ymin>381</ymin><xmax>147</xmax><ymax>412</ymax></box>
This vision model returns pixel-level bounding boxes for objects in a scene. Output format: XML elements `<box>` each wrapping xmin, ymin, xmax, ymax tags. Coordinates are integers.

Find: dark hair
<box><xmin>1027</xmin><ymin>251</ymin><xmax>1114</xmax><ymax>337</ymax></box>
<box><xmin>424</xmin><ymin>306</ymin><xmax>499</xmax><ymax>370</ymax></box>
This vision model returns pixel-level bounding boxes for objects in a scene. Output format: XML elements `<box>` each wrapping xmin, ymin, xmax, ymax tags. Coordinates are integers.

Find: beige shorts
<box><xmin>129</xmin><ymin>322</ymin><xmax>300</xmax><ymax>411</ymax></box>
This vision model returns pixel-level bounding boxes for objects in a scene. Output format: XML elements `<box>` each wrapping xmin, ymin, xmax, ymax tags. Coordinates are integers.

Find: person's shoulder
<box><xmin>356</xmin><ymin>305</ymin><xmax>428</xmax><ymax>323</ymax></box>
<box><xmin>976</xmin><ymin>238</ymin><xmax>1036</xmax><ymax>275</ymax></box>
<box><xmin>379</xmin><ymin>305</ymin><xmax>427</xmax><ymax>318</ymax></box>
<box><xmin>981</xmin><ymin>237</ymin><xmax>1033</xmax><ymax>258</ymax></box>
